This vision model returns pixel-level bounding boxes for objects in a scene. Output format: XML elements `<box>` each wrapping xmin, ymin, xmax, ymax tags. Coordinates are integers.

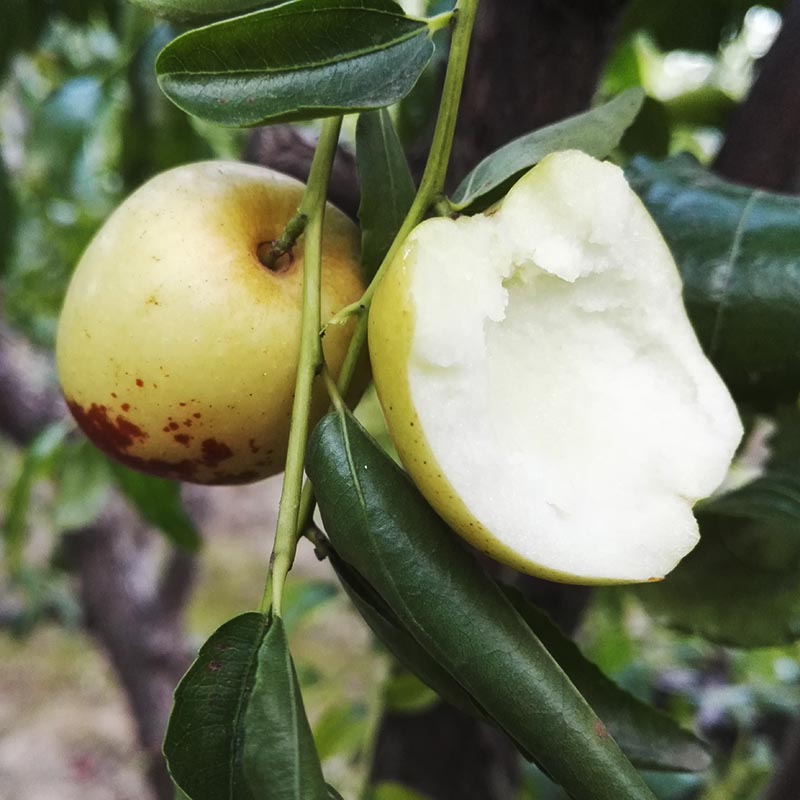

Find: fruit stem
<box><xmin>260</xmin><ymin>116</ymin><xmax>343</xmax><ymax>617</ymax></box>
<box><xmin>261</xmin><ymin>212</ymin><xmax>309</xmax><ymax>270</ymax></box>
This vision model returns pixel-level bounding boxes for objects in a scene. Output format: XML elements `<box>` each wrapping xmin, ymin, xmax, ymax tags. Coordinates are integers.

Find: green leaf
<box><xmin>627</xmin><ymin>155</ymin><xmax>800</xmax><ymax>408</ymax></box>
<box><xmin>307</xmin><ymin>412</ymin><xmax>656</xmax><ymax>800</ymax></box>
<box><xmin>156</xmin><ymin>0</ymin><xmax>435</xmax><ymax>127</ymax></box>
<box><xmin>356</xmin><ymin>109</ymin><xmax>416</xmax><ymax>280</ymax></box>
<box><xmin>618</xmin><ymin>95</ymin><xmax>670</xmax><ymax>159</ymax></box>
<box><xmin>242</xmin><ymin>618</ymin><xmax>328</xmax><ymax>800</ymax></box>
<box><xmin>165</xmin><ymin>613</ymin><xmax>266</xmax><ymax>799</ymax></box>
<box><xmin>110</xmin><ymin>464</ymin><xmax>201</xmax><ymax>551</ymax></box>
<box><xmin>664</xmin><ymin>86</ymin><xmax>736</xmax><ymax>129</ymax></box>
<box><xmin>701</xmin><ymin>407</ymin><xmax>800</xmax><ymax>531</ymax></box>
<box><xmin>393</xmin><ymin>1</ymin><xmax>451</xmax><ymax>150</ymax></box>
<box><xmin>335</xmin><ymin>548</ymin><xmax>707</xmax><ymax>772</ymax></box>
<box><xmin>501</xmin><ymin>584</ymin><xmax>711</xmax><ymax>773</ymax></box>
<box><xmin>383</xmin><ymin>670</ymin><xmax>439</xmax><ymax>714</ymax></box>
<box><xmin>53</xmin><ymin>440</ymin><xmax>113</xmax><ymax>531</ymax></box>
<box><xmin>329</xmin><ymin>552</ymin><xmax>485</xmax><ymax>719</ymax></box>
<box><xmin>282</xmin><ymin>579</ymin><xmax>338</xmax><ymax>633</ymax></box>
<box><xmin>367</xmin><ymin>783</ymin><xmax>432</xmax><ymax>800</ymax></box>
<box><xmin>703</xmin><ymin>472</ymin><xmax>800</xmax><ymax>530</ymax></box>
<box><xmin>313</xmin><ymin>702</ymin><xmax>368</xmax><ymax>761</ymax></box>
<box><xmin>450</xmin><ymin>89</ymin><xmax>645</xmax><ymax>212</ymax></box>
<box><xmin>165</xmin><ymin>613</ymin><xmax>328</xmax><ymax>800</ymax></box>
<box><xmin>633</xmin><ymin>516</ymin><xmax>800</xmax><ymax>647</ymax></box>
<box><xmin>130</xmin><ymin>0</ymin><xmax>282</xmax><ymax>22</ymax></box>
<box><xmin>3</xmin><ymin>423</ymin><xmax>70</xmax><ymax>576</ymax></box>
<box><xmin>326</xmin><ymin>787</ymin><xmax>345</xmax><ymax>800</ymax></box>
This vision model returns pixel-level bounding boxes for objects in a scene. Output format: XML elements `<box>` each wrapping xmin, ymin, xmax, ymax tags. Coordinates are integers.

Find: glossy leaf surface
<box><xmin>637</xmin><ymin>410</ymin><xmax>800</xmax><ymax>647</ymax></box>
<box><xmin>634</xmin><ymin>517</ymin><xmax>800</xmax><ymax>647</ymax></box>
<box><xmin>308</xmin><ymin>412</ymin><xmax>656</xmax><ymax>800</ymax></box>
<box><xmin>356</xmin><ymin>109</ymin><xmax>416</xmax><ymax>279</ymax></box>
<box><xmin>164</xmin><ymin>614</ymin><xmax>327</xmax><ymax>799</ymax></box>
<box><xmin>242</xmin><ymin>618</ymin><xmax>328</xmax><ymax>800</ymax></box>
<box><xmin>156</xmin><ymin>0</ymin><xmax>434</xmax><ymax>127</ymax></box>
<box><xmin>501</xmin><ymin>585</ymin><xmax>710</xmax><ymax>773</ymax></box>
<box><xmin>628</xmin><ymin>155</ymin><xmax>800</xmax><ymax>407</ymax></box>
<box><xmin>334</xmin><ymin>550</ymin><xmax>709</xmax><ymax>772</ymax></box>
<box><xmin>451</xmin><ymin>89</ymin><xmax>644</xmax><ymax>212</ymax></box>
<box><xmin>131</xmin><ymin>0</ymin><xmax>280</xmax><ymax>22</ymax></box>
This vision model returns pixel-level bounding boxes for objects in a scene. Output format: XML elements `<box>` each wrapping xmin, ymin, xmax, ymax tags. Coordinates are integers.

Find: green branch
<box><xmin>260</xmin><ymin>116</ymin><xmax>343</xmax><ymax>617</ymax></box>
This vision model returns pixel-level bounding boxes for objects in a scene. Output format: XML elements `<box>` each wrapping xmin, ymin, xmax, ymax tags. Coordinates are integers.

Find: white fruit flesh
<box><xmin>370</xmin><ymin>150</ymin><xmax>742</xmax><ymax>583</ymax></box>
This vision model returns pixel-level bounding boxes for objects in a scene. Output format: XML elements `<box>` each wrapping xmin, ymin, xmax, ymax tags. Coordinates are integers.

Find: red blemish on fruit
<box><xmin>201</xmin><ymin>438</ymin><xmax>233</xmax><ymax>468</ymax></box>
<box><xmin>168</xmin><ymin>421</ymin><xmax>180</xmax><ymax>431</ymax></box>
<box><xmin>184</xmin><ymin>419</ymin><xmax>192</xmax><ymax>427</ymax></box>
<box><xmin>135</xmin><ymin>379</ymin><xmax>144</xmax><ymax>387</ymax></box>
<box><xmin>113</xmin><ymin>452</ymin><xmax>198</xmax><ymax>480</ymax></box>
<box><xmin>249</xmin><ymin>438</ymin><xmax>260</xmax><ymax>453</ymax></box>
<box><xmin>193</xmin><ymin>412</ymin><xmax>202</xmax><ymax>419</ymax></box>
<box><xmin>67</xmin><ymin>400</ymin><xmax>148</xmax><ymax>453</ymax></box>
<box><xmin>174</xmin><ymin>433</ymin><xmax>191</xmax><ymax>446</ymax></box>
<box><xmin>121</xmin><ymin>403</ymin><xmax>130</xmax><ymax>412</ymax></box>
<box><xmin>111</xmin><ymin>393</ymin><xmax>117</xmax><ymax>398</ymax></box>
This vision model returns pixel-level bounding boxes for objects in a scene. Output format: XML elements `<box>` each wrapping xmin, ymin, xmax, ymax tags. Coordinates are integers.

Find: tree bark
<box><xmin>0</xmin><ymin>317</ymin><xmax>196</xmax><ymax>800</ymax></box>
<box><xmin>449</xmin><ymin>0</ymin><xmax>628</xmax><ymax>185</ymax></box>
<box><xmin>712</xmin><ymin>0</ymin><xmax>800</xmax><ymax>193</ymax></box>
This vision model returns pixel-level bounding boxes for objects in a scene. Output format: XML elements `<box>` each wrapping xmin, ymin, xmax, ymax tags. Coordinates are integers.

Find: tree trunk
<box><xmin>0</xmin><ymin>317</ymin><xmax>196</xmax><ymax>800</ymax></box>
<box><xmin>449</xmin><ymin>0</ymin><xmax>628</xmax><ymax>185</ymax></box>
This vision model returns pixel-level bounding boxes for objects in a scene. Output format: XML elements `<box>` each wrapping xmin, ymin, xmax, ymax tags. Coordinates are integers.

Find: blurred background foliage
<box><xmin>1</xmin><ymin>2</ymin><xmax>799</xmax><ymax>799</ymax></box>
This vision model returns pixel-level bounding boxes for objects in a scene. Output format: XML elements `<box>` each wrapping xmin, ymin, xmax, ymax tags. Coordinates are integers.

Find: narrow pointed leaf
<box><xmin>635</xmin><ymin>409</ymin><xmax>800</xmax><ymax>647</ymax></box>
<box><xmin>703</xmin><ymin>472</ymin><xmax>800</xmax><ymax>529</ymax></box>
<box><xmin>333</xmin><ymin>549</ymin><xmax>708</xmax><ymax>772</ymax></box>
<box><xmin>330</xmin><ymin>553</ymin><xmax>485</xmax><ymax>718</ymax></box>
<box><xmin>307</xmin><ymin>411</ymin><xmax>656</xmax><ymax>800</ymax></box>
<box><xmin>634</xmin><ymin>516</ymin><xmax>800</xmax><ymax>647</ymax></box>
<box><xmin>356</xmin><ymin>108</ymin><xmax>416</xmax><ymax>279</ymax></box>
<box><xmin>53</xmin><ymin>440</ymin><xmax>113</xmax><ymax>531</ymax></box>
<box><xmin>500</xmin><ymin>584</ymin><xmax>711</xmax><ymax>773</ymax></box>
<box><xmin>701</xmin><ymin>407</ymin><xmax>800</xmax><ymax>531</ymax></box>
<box><xmin>451</xmin><ymin>89</ymin><xmax>644</xmax><ymax>212</ymax></box>
<box><xmin>165</xmin><ymin>612</ymin><xmax>267</xmax><ymax>799</ymax></box>
<box><xmin>242</xmin><ymin>618</ymin><xmax>328</xmax><ymax>799</ymax></box>
<box><xmin>165</xmin><ymin>613</ymin><xmax>327</xmax><ymax>800</ymax></box>
<box><xmin>627</xmin><ymin>155</ymin><xmax>800</xmax><ymax>407</ymax></box>
<box><xmin>156</xmin><ymin>0</ymin><xmax>435</xmax><ymax>127</ymax></box>
<box><xmin>3</xmin><ymin>422</ymin><xmax>70</xmax><ymax>575</ymax></box>
<box><xmin>131</xmin><ymin>0</ymin><xmax>282</xmax><ymax>22</ymax></box>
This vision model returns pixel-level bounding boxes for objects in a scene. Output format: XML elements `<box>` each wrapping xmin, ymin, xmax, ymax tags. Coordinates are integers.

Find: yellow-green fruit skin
<box><xmin>57</xmin><ymin>161</ymin><xmax>364</xmax><ymax>485</ymax></box>
<box><xmin>368</xmin><ymin>245</ymin><xmax>582</xmax><ymax>583</ymax></box>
